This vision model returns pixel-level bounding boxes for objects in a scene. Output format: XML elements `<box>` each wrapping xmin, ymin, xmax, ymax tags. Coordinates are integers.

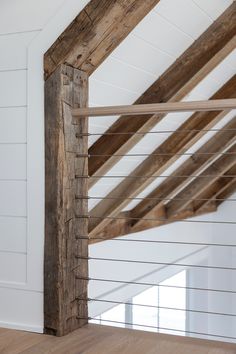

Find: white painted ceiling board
<box><xmin>0</xmin><ymin>0</ymin><xmax>66</xmax><ymax>34</ymax></box>
<box><xmin>133</xmin><ymin>11</ymin><xmax>193</xmax><ymax>58</ymax></box>
<box><xmin>91</xmin><ymin>56</ymin><xmax>155</xmax><ymax>96</ymax></box>
<box><xmin>111</xmin><ymin>33</ymin><xmax>175</xmax><ymax>76</ymax></box>
<box><xmin>154</xmin><ymin>0</ymin><xmax>212</xmax><ymax>39</ymax></box>
<box><xmin>89</xmin><ymin>79</ymin><xmax>138</xmax><ymax>107</ymax></box>
<box><xmin>192</xmin><ymin>0</ymin><xmax>233</xmax><ymax>20</ymax></box>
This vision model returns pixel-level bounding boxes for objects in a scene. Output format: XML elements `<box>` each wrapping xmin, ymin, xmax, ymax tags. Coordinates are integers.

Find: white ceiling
<box><xmin>87</xmin><ymin>0</ymin><xmax>235</xmax><ymax>211</ymax></box>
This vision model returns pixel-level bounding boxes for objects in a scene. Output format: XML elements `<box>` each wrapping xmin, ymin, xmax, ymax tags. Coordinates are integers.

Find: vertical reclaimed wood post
<box><xmin>45</xmin><ymin>64</ymin><xmax>88</xmax><ymax>336</ymax></box>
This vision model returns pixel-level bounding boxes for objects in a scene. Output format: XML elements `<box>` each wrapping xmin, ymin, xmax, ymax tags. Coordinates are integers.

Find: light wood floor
<box><xmin>1</xmin><ymin>324</ymin><xmax>236</xmax><ymax>354</ymax></box>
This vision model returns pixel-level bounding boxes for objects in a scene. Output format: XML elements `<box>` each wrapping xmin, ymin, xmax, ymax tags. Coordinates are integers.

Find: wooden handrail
<box><xmin>72</xmin><ymin>99</ymin><xmax>236</xmax><ymax>117</ymax></box>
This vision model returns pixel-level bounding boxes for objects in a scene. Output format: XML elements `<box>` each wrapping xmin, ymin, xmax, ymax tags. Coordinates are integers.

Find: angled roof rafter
<box><xmin>44</xmin><ymin>0</ymin><xmax>161</xmax><ymax>79</ymax></box>
<box><xmin>88</xmin><ymin>75</ymin><xmax>236</xmax><ymax>237</ymax></box>
<box><xmin>88</xmin><ymin>3</ymin><xmax>236</xmax><ymax>185</ymax></box>
<box><xmin>130</xmin><ymin>113</ymin><xmax>236</xmax><ymax>231</ymax></box>
<box><xmin>166</xmin><ymin>143</ymin><xmax>236</xmax><ymax>218</ymax></box>
<box><xmin>194</xmin><ymin>164</ymin><xmax>236</xmax><ymax>212</ymax></box>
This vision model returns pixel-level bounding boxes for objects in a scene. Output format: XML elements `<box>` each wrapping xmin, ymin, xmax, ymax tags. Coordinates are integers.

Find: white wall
<box><xmin>0</xmin><ymin>0</ymin><xmax>234</xmax><ymax>333</ymax></box>
<box><xmin>0</xmin><ymin>0</ymin><xmax>90</xmax><ymax>332</ymax></box>
<box><xmin>89</xmin><ymin>195</ymin><xmax>236</xmax><ymax>342</ymax></box>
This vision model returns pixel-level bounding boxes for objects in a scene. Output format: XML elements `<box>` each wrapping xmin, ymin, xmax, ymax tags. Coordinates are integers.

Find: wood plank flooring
<box><xmin>0</xmin><ymin>324</ymin><xmax>236</xmax><ymax>354</ymax></box>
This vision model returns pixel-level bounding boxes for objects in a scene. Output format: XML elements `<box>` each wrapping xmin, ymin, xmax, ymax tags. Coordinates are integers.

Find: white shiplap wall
<box><xmin>0</xmin><ymin>0</ymin><xmax>234</xmax><ymax>333</ymax></box>
<box><xmin>0</xmin><ymin>0</ymin><xmax>92</xmax><ymax>332</ymax></box>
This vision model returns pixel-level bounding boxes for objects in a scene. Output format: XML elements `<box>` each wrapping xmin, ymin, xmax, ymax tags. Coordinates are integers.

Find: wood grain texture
<box><xmin>88</xmin><ymin>4</ymin><xmax>236</xmax><ymax>183</ymax></box>
<box><xmin>89</xmin><ymin>76</ymin><xmax>236</xmax><ymax>237</ymax></box>
<box><xmin>166</xmin><ymin>144</ymin><xmax>236</xmax><ymax>218</ymax></box>
<box><xmin>45</xmin><ymin>64</ymin><xmax>88</xmax><ymax>336</ymax></box>
<box><xmin>2</xmin><ymin>324</ymin><xmax>236</xmax><ymax>354</ymax></box>
<box><xmin>44</xmin><ymin>0</ymin><xmax>161</xmax><ymax>79</ymax></box>
<box><xmin>73</xmin><ymin>99</ymin><xmax>236</xmax><ymax>117</ymax></box>
<box><xmin>130</xmin><ymin>114</ymin><xmax>236</xmax><ymax>231</ymax></box>
<box><xmin>193</xmin><ymin>164</ymin><xmax>236</xmax><ymax>211</ymax></box>
<box><xmin>90</xmin><ymin>203</ymin><xmax>217</xmax><ymax>242</ymax></box>
<box><xmin>216</xmin><ymin>180</ymin><xmax>236</xmax><ymax>208</ymax></box>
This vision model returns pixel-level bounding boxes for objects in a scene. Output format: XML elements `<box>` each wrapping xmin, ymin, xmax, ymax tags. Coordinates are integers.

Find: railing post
<box><xmin>44</xmin><ymin>64</ymin><xmax>88</xmax><ymax>336</ymax></box>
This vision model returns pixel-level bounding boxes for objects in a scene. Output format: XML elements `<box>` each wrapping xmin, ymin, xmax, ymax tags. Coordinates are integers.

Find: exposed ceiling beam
<box><xmin>193</xmin><ymin>164</ymin><xmax>236</xmax><ymax>211</ymax></box>
<box><xmin>89</xmin><ymin>202</ymin><xmax>217</xmax><ymax>243</ymax></box>
<box><xmin>44</xmin><ymin>0</ymin><xmax>161</xmax><ymax>79</ymax></box>
<box><xmin>166</xmin><ymin>144</ymin><xmax>236</xmax><ymax>218</ymax></box>
<box><xmin>88</xmin><ymin>4</ymin><xmax>236</xmax><ymax>185</ymax></box>
<box><xmin>88</xmin><ymin>76</ymin><xmax>236</xmax><ymax>236</ymax></box>
<box><xmin>216</xmin><ymin>180</ymin><xmax>236</xmax><ymax>208</ymax></box>
<box><xmin>130</xmin><ymin>115</ymin><xmax>236</xmax><ymax>232</ymax></box>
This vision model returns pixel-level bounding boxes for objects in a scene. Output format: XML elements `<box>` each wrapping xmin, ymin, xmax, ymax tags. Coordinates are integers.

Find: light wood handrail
<box><xmin>72</xmin><ymin>99</ymin><xmax>236</xmax><ymax>117</ymax></box>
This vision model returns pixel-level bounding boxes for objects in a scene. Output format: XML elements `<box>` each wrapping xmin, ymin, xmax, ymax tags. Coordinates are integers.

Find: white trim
<box><xmin>0</xmin><ymin>320</ymin><xmax>43</xmax><ymax>333</ymax></box>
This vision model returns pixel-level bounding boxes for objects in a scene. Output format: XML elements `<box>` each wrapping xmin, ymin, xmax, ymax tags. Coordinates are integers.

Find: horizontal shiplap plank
<box><xmin>133</xmin><ymin>11</ymin><xmax>192</xmax><ymax>58</ymax></box>
<box><xmin>0</xmin><ymin>181</ymin><xmax>26</xmax><ymax>216</ymax></box>
<box><xmin>0</xmin><ymin>107</ymin><xmax>26</xmax><ymax>143</ymax></box>
<box><xmin>193</xmin><ymin>0</ymin><xmax>233</xmax><ymax>20</ymax></box>
<box><xmin>154</xmin><ymin>0</ymin><xmax>212</xmax><ymax>40</ymax></box>
<box><xmin>0</xmin><ymin>31</ymin><xmax>39</xmax><ymax>71</ymax></box>
<box><xmin>0</xmin><ymin>144</ymin><xmax>26</xmax><ymax>180</ymax></box>
<box><xmin>92</xmin><ymin>56</ymin><xmax>155</xmax><ymax>95</ymax></box>
<box><xmin>0</xmin><ymin>253</ymin><xmax>26</xmax><ymax>283</ymax></box>
<box><xmin>0</xmin><ymin>287</ymin><xmax>43</xmax><ymax>332</ymax></box>
<box><xmin>0</xmin><ymin>216</ymin><xmax>26</xmax><ymax>253</ymax></box>
<box><xmin>112</xmin><ymin>34</ymin><xmax>174</xmax><ymax>77</ymax></box>
<box><xmin>0</xmin><ymin>70</ymin><xmax>27</xmax><ymax>107</ymax></box>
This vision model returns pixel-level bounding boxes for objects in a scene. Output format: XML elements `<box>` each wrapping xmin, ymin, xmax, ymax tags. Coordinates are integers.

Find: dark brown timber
<box><xmin>45</xmin><ymin>64</ymin><xmax>88</xmax><ymax>336</ymax></box>
<box><xmin>44</xmin><ymin>0</ymin><xmax>161</xmax><ymax>79</ymax></box>
<box><xmin>88</xmin><ymin>4</ymin><xmax>236</xmax><ymax>184</ymax></box>
<box><xmin>130</xmin><ymin>115</ymin><xmax>236</xmax><ymax>231</ymax></box>
<box><xmin>89</xmin><ymin>203</ymin><xmax>217</xmax><ymax>242</ymax></box>
<box><xmin>166</xmin><ymin>144</ymin><xmax>236</xmax><ymax>218</ymax></box>
<box><xmin>195</xmin><ymin>165</ymin><xmax>236</xmax><ymax>211</ymax></box>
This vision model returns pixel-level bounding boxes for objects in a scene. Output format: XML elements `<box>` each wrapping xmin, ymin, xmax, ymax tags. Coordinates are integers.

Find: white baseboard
<box><xmin>0</xmin><ymin>320</ymin><xmax>43</xmax><ymax>333</ymax></box>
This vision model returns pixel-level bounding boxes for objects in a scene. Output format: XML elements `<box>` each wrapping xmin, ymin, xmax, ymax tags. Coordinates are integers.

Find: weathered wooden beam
<box><xmin>88</xmin><ymin>76</ymin><xmax>236</xmax><ymax>236</ymax></box>
<box><xmin>166</xmin><ymin>144</ymin><xmax>236</xmax><ymax>218</ymax></box>
<box><xmin>73</xmin><ymin>99</ymin><xmax>236</xmax><ymax>117</ymax></box>
<box><xmin>45</xmin><ymin>65</ymin><xmax>88</xmax><ymax>336</ymax></box>
<box><xmin>130</xmin><ymin>115</ymin><xmax>236</xmax><ymax>231</ymax></box>
<box><xmin>44</xmin><ymin>0</ymin><xmax>161</xmax><ymax>79</ymax></box>
<box><xmin>88</xmin><ymin>4</ymin><xmax>236</xmax><ymax>183</ymax></box>
<box><xmin>216</xmin><ymin>180</ymin><xmax>236</xmax><ymax>208</ymax></box>
<box><xmin>89</xmin><ymin>203</ymin><xmax>217</xmax><ymax>242</ymax></box>
<box><xmin>193</xmin><ymin>165</ymin><xmax>236</xmax><ymax>211</ymax></box>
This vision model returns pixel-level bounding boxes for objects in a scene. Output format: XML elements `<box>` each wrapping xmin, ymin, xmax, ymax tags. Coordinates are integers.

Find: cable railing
<box><xmin>73</xmin><ymin>100</ymin><xmax>236</xmax><ymax>343</ymax></box>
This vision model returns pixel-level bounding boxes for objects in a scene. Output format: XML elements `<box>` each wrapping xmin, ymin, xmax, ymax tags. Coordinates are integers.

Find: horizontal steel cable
<box><xmin>77</xmin><ymin>215</ymin><xmax>236</xmax><ymax>225</ymax></box>
<box><xmin>81</xmin><ymin>297</ymin><xmax>236</xmax><ymax>317</ymax></box>
<box><xmin>77</xmin><ymin>151</ymin><xmax>236</xmax><ymax>158</ymax></box>
<box><xmin>76</xmin><ymin>256</ymin><xmax>236</xmax><ymax>271</ymax></box>
<box><xmin>75</xmin><ymin>174</ymin><xmax>236</xmax><ymax>179</ymax></box>
<box><xmin>78</xmin><ymin>128</ymin><xmax>236</xmax><ymax>137</ymax></box>
<box><xmin>77</xmin><ymin>237</ymin><xmax>236</xmax><ymax>247</ymax></box>
<box><xmin>77</xmin><ymin>195</ymin><xmax>236</xmax><ymax>202</ymax></box>
<box><xmin>76</xmin><ymin>277</ymin><xmax>236</xmax><ymax>294</ymax></box>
